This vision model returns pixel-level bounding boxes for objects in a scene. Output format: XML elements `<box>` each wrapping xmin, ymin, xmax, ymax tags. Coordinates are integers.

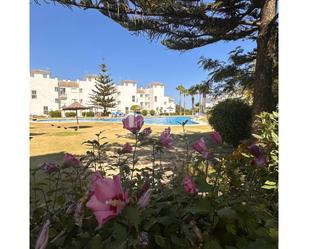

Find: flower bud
<box><xmin>35</xmin><ymin>219</ymin><xmax>50</xmax><ymax>249</ymax></box>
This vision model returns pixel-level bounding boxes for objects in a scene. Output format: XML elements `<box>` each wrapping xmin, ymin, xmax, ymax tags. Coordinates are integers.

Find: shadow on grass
<box><xmin>67</xmin><ymin>126</ymin><xmax>93</xmax><ymax>129</ymax></box>
<box><xmin>30</xmin><ymin>132</ymin><xmax>46</xmax><ymax>136</ymax></box>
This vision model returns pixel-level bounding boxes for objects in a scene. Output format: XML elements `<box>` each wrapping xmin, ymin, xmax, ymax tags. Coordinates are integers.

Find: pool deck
<box><xmin>31</xmin><ymin>115</ymin><xmax>208</xmax><ymax>126</ymax></box>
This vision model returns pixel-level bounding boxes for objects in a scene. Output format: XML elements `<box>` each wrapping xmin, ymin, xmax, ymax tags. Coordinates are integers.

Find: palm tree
<box><xmin>188</xmin><ymin>86</ymin><xmax>198</xmax><ymax>115</ymax></box>
<box><xmin>182</xmin><ymin>87</ymin><xmax>188</xmax><ymax>115</ymax></box>
<box><xmin>176</xmin><ymin>85</ymin><xmax>184</xmax><ymax>115</ymax></box>
<box><xmin>197</xmin><ymin>81</ymin><xmax>211</xmax><ymax>115</ymax></box>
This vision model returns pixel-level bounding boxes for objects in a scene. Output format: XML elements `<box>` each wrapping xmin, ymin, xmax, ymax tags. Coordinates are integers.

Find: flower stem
<box><xmin>130</xmin><ymin>133</ymin><xmax>138</xmax><ymax>180</ymax></box>
<box><xmin>152</xmin><ymin>143</ymin><xmax>156</xmax><ymax>187</ymax></box>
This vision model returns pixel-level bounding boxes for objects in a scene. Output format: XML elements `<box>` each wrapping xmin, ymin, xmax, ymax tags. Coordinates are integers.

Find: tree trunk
<box><xmin>199</xmin><ymin>94</ymin><xmax>202</xmax><ymax>114</ymax></box>
<box><xmin>76</xmin><ymin>110</ymin><xmax>79</xmax><ymax>130</ymax></box>
<box><xmin>179</xmin><ymin>93</ymin><xmax>181</xmax><ymax>115</ymax></box>
<box><xmin>202</xmin><ymin>93</ymin><xmax>206</xmax><ymax>114</ymax></box>
<box><xmin>253</xmin><ymin>0</ymin><xmax>277</xmax><ymax>117</ymax></box>
<box><xmin>191</xmin><ymin>95</ymin><xmax>195</xmax><ymax>114</ymax></box>
<box><xmin>183</xmin><ymin>95</ymin><xmax>186</xmax><ymax>115</ymax></box>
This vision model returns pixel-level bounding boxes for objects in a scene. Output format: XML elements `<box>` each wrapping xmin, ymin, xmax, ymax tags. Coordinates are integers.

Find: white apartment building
<box><xmin>30</xmin><ymin>70</ymin><xmax>176</xmax><ymax>116</ymax></box>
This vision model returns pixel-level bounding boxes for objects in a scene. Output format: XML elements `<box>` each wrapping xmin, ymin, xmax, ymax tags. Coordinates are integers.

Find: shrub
<box><xmin>184</xmin><ymin>110</ymin><xmax>192</xmax><ymax>115</ymax></box>
<box><xmin>208</xmin><ymin>98</ymin><xmax>252</xmax><ymax>147</ymax></box>
<box><xmin>82</xmin><ymin>111</ymin><xmax>94</xmax><ymax>117</ymax></box>
<box><xmin>130</xmin><ymin>105</ymin><xmax>140</xmax><ymax>112</ymax></box>
<box><xmin>225</xmin><ymin>111</ymin><xmax>278</xmax><ymax>204</ymax></box>
<box><xmin>141</xmin><ymin>109</ymin><xmax>148</xmax><ymax>116</ymax></box>
<box><xmin>65</xmin><ymin>111</ymin><xmax>76</xmax><ymax>117</ymax></box>
<box><xmin>149</xmin><ymin>109</ymin><xmax>155</xmax><ymax>116</ymax></box>
<box><xmin>48</xmin><ymin>110</ymin><xmax>61</xmax><ymax>118</ymax></box>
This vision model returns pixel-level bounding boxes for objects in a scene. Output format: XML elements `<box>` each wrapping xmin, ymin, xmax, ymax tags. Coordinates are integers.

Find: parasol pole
<box><xmin>76</xmin><ymin>109</ymin><xmax>79</xmax><ymax>130</ymax></box>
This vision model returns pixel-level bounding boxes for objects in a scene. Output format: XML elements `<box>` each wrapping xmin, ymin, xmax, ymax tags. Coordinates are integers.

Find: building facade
<box><xmin>30</xmin><ymin>70</ymin><xmax>176</xmax><ymax>116</ymax></box>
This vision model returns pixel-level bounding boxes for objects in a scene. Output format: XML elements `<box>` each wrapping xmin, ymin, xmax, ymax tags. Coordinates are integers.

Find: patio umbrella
<box><xmin>62</xmin><ymin>101</ymin><xmax>89</xmax><ymax>130</ymax></box>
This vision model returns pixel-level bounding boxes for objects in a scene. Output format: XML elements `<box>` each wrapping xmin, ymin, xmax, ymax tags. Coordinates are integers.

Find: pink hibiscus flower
<box><xmin>122</xmin><ymin>114</ymin><xmax>144</xmax><ymax>134</ymax></box>
<box><xmin>192</xmin><ymin>137</ymin><xmax>209</xmax><ymax>159</ymax></box>
<box><xmin>122</xmin><ymin>143</ymin><xmax>133</xmax><ymax>153</ymax></box>
<box><xmin>183</xmin><ymin>176</ymin><xmax>199</xmax><ymax>195</ymax></box>
<box><xmin>159</xmin><ymin>127</ymin><xmax>173</xmax><ymax>149</ymax></box>
<box><xmin>210</xmin><ymin>131</ymin><xmax>222</xmax><ymax>144</ymax></box>
<box><xmin>63</xmin><ymin>153</ymin><xmax>80</xmax><ymax>167</ymax></box>
<box><xmin>86</xmin><ymin>175</ymin><xmax>128</xmax><ymax>228</ymax></box>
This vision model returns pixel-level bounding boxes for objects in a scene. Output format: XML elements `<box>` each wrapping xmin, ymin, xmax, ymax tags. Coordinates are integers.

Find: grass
<box><xmin>30</xmin><ymin>122</ymin><xmax>213</xmax><ymax>157</ymax></box>
<box><xmin>29</xmin><ymin>121</ymin><xmax>234</xmax><ymax>173</ymax></box>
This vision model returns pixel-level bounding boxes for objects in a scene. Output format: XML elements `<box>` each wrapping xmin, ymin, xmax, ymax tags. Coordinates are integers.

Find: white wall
<box><xmin>30</xmin><ymin>73</ymin><xmax>58</xmax><ymax>116</ymax></box>
<box><xmin>30</xmin><ymin>72</ymin><xmax>176</xmax><ymax>116</ymax></box>
<box><xmin>114</xmin><ymin>81</ymin><xmax>137</xmax><ymax>114</ymax></box>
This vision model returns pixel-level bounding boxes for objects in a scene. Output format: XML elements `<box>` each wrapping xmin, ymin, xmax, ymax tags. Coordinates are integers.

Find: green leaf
<box><xmin>268</xmin><ymin>228</ymin><xmax>278</xmax><ymax>241</ymax></box>
<box><xmin>108</xmin><ymin>240</ymin><xmax>127</xmax><ymax>249</ymax></box>
<box><xmin>171</xmin><ymin>235</ymin><xmax>186</xmax><ymax>247</ymax></box>
<box><xmin>217</xmin><ymin>207</ymin><xmax>237</xmax><ymax>221</ymax></box>
<box><xmin>262</xmin><ymin>181</ymin><xmax>277</xmax><ymax>190</ymax></box>
<box><xmin>195</xmin><ymin>176</ymin><xmax>212</xmax><ymax>192</ymax></box>
<box><xmin>247</xmin><ymin>239</ymin><xmax>276</xmax><ymax>249</ymax></box>
<box><xmin>203</xmin><ymin>240</ymin><xmax>223</xmax><ymax>249</ymax></box>
<box><xmin>123</xmin><ymin>205</ymin><xmax>140</xmax><ymax>231</ymax></box>
<box><xmin>154</xmin><ymin>235</ymin><xmax>167</xmax><ymax>248</ymax></box>
<box><xmin>88</xmin><ymin>234</ymin><xmax>103</xmax><ymax>249</ymax></box>
<box><xmin>112</xmin><ymin>222</ymin><xmax>127</xmax><ymax>241</ymax></box>
<box><xmin>225</xmin><ymin>223</ymin><xmax>237</xmax><ymax>235</ymax></box>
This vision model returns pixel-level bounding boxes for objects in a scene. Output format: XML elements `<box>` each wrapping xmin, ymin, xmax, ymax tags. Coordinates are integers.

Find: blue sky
<box><xmin>30</xmin><ymin>2</ymin><xmax>255</xmax><ymax>104</ymax></box>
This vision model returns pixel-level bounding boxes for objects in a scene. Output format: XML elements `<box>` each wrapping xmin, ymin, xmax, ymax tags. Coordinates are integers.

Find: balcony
<box><xmin>58</xmin><ymin>94</ymin><xmax>67</xmax><ymax>100</ymax></box>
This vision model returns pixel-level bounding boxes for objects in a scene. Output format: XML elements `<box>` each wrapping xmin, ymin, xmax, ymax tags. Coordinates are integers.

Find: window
<box><xmin>140</xmin><ymin>94</ymin><xmax>143</xmax><ymax>98</ymax></box>
<box><xmin>140</xmin><ymin>102</ymin><xmax>144</xmax><ymax>106</ymax></box>
<box><xmin>117</xmin><ymin>92</ymin><xmax>121</xmax><ymax>95</ymax></box>
<box><xmin>31</xmin><ymin>90</ymin><xmax>37</xmax><ymax>99</ymax></box>
<box><xmin>43</xmin><ymin>106</ymin><xmax>48</xmax><ymax>115</ymax></box>
<box><xmin>79</xmin><ymin>99</ymin><xmax>83</xmax><ymax>103</ymax></box>
<box><xmin>79</xmin><ymin>88</ymin><xmax>83</xmax><ymax>93</ymax></box>
<box><xmin>43</xmin><ymin>74</ymin><xmax>47</xmax><ymax>78</ymax></box>
<box><xmin>72</xmin><ymin>99</ymin><xmax>77</xmax><ymax>103</ymax></box>
<box><xmin>117</xmin><ymin>101</ymin><xmax>121</xmax><ymax>105</ymax></box>
<box><xmin>59</xmin><ymin>88</ymin><xmax>66</xmax><ymax>95</ymax></box>
<box><xmin>154</xmin><ymin>96</ymin><xmax>157</xmax><ymax>102</ymax></box>
<box><xmin>54</xmin><ymin>87</ymin><xmax>59</xmax><ymax>92</ymax></box>
<box><xmin>55</xmin><ymin>99</ymin><xmax>59</xmax><ymax>103</ymax></box>
<box><xmin>132</xmin><ymin>96</ymin><xmax>135</xmax><ymax>102</ymax></box>
<box><xmin>164</xmin><ymin>102</ymin><xmax>167</xmax><ymax>105</ymax></box>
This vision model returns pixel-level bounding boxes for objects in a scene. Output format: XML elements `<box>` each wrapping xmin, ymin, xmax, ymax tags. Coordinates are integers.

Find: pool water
<box><xmin>34</xmin><ymin>116</ymin><xmax>199</xmax><ymax>125</ymax></box>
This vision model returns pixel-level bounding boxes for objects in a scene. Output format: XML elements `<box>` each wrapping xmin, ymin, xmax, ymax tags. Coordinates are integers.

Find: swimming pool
<box><xmin>34</xmin><ymin>116</ymin><xmax>200</xmax><ymax>125</ymax></box>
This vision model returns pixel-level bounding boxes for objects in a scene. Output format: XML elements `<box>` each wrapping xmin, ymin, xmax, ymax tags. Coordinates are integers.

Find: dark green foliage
<box><xmin>65</xmin><ymin>111</ymin><xmax>76</xmax><ymax>118</ymax></box>
<box><xmin>209</xmin><ymin>99</ymin><xmax>252</xmax><ymax>147</ymax></box>
<box><xmin>141</xmin><ymin>109</ymin><xmax>148</xmax><ymax>116</ymax></box>
<box><xmin>89</xmin><ymin>64</ymin><xmax>116</xmax><ymax>116</ymax></box>
<box><xmin>52</xmin><ymin>0</ymin><xmax>266</xmax><ymax>51</ymax></box>
<box><xmin>49</xmin><ymin>110</ymin><xmax>61</xmax><ymax>118</ymax></box>
<box><xmin>82</xmin><ymin>111</ymin><xmax>95</xmax><ymax>117</ymax></box>
<box><xmin>199</xmin><ymin>47</ymin><xmax>256</xmax><ymax>98</ymax></box>
<box><xmin>149</xmin><ymin>110</ymin><xmax>155</xmax><ymax>116</ymax></box>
